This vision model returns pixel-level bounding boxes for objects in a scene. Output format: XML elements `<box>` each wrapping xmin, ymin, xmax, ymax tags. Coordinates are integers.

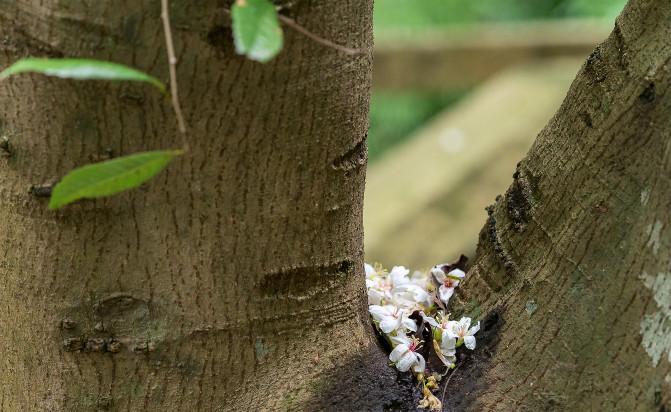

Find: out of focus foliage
<box><xmin>374</xmin><ymin>0</ymin><xmax>626</xmax><ymax>35</ymax></box>
<box><xmin>368</xmin><ymin>91</ymin><xmax>466</xmax><ymax>162</ymax></box>
<box><xmin>369</xmin><ymin>0</ymin><xmax>627</xmax><ymax>162</ymax></box>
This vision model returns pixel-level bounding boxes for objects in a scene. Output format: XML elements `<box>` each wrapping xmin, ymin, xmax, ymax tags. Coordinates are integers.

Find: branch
<box><xmin>276</xmin><ymin>14</ymin><xmax>363</xmax><ymax>56</ymax></box>
<box><xmin>222</xmin><ymin>7</ymin><xmax>364</xmax><ymax>56</ymax></box>
<box><xmin>441</xmin><ymin>363</ymin><xmax>460</xmax><ymax>405</ymax></box>
<box><xmin>160</xmin><ymin>0</ymin><xmax>188</xmax><ymax>139</ymax></box>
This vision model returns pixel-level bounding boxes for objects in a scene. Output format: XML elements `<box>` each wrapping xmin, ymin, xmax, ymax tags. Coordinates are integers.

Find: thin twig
<box><xmin>160</xmin><ymin>0</ymin><xmax>188</xmax><ymax>140</ymax></box>
<box><xmin>276</xmin><ymin>14</ymin><xmax>363</xmax><ymax>56</ymax></box>
<box><xmin>222</xmin><ymin>7</ymin><xmax>363</xmax><ymax>56</ymax></box>
<box><xmin>441</xmin><ymin>363</ymin><xmax>461</xmax><ymax>405</ymax></box>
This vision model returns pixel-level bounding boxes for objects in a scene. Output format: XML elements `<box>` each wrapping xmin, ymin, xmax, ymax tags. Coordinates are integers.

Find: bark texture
<box><xmin>445</xmin><ymin>0</ymin><xmax>671</xmax><ymax>410</ymax></box>
<box><xmin>0</xmin><ymin>1</ymin><xmax>414</xmax><ymax>411</ymax></box>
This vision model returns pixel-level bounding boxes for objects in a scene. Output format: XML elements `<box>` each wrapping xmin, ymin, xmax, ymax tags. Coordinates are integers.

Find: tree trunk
<box><xmin>446</xmin><ymin>0</ymin><xmax>671</xmax><ymax>410</ymax></box>
<box><xmin>0</xmin><ymin>1</ymin><xmax>415</xmax><ymax>411</ymax></box>
<box><xmin>4</xmin><ymin>0</ymin><xmax>671</xmax><ymax>411</ymax></box>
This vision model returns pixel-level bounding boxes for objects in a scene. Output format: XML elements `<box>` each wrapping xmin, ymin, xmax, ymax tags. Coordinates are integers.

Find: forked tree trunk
<box><xmin>447</xmin><ymin>0</ymin><xmax>671</xmax><ymax>410</ymax></box>
<box><xmin>2</xmin><ymin>0</ymin><xmax>671</xmax><ymax>411</ymax></box>
<box><xmin>0</xmin><ymin>1</ymin><xmax>412</xmax><ymax>411</ymax></box>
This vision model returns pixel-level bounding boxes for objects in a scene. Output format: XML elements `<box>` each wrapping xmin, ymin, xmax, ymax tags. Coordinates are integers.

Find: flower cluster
<box><xmin>366</xmin><ymin>261</ymin><xmax>480</xmax><ymax>410</ymax></box>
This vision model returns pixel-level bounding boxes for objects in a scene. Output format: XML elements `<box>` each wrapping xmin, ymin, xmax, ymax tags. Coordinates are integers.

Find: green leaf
<box><xmin>232</xmin><ymin>0</ymin><xmax>284</xmax><ymax>63</ymax></box>
<box><xmin>0</xmin><ymin>58</ymin><xmax>165</xmax><ymax>92</ymax></box>
<box><xmin>49</xmin><ymin>150</ymin><xmax>182</xmax><ymax>209</ymax></box>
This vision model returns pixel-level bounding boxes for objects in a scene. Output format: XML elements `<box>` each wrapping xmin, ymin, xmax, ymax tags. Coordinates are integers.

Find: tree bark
<box><xmin>446</xmin><ymin>0</ymin><xmax>671</xmax><ymax>410</ymax></box>
<box><xmin>4</xmin><ymin>0</ymin><xmax>671</xmax><ymax>411</ymax></box>
<box><xmin>0</xmin><ymin>1</ymin><xmax>415</xmax><ymax>411</ymax></box>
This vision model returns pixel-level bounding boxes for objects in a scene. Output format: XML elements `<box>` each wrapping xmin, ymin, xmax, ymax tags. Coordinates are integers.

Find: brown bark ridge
<box><xmin>0</xmin><ymin>1</ymin><xmax>415</xmax><ymax>411</ymax></box>
<box><xmin>444</xmin><ymin>0</ymin><xmax>671</xmax><ymax>410</ymax></box>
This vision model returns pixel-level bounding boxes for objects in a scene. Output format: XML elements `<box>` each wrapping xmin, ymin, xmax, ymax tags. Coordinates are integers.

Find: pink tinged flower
<box><xmin>431</xmin><ymin>265</ymin><xmax>466</xmax><ymax>305</ymax></box>
<box><xmin>389</xmin><ymin>335</ymin><xmax>426</xmax><ymax>373</ymax></box>
<box><xmin>368</xmin><ymin>305</ymin><xmax>417</xmax><ymax>334</ymax></box>
<box><xmin>445</xmin><ymin>317</ymin><xmax>480</xmax><ymax>350</ymax></box>
<box><xmin>365</xmin><ymin>265</ymin><xmax>393</xmax><ymax>305</ymax></box>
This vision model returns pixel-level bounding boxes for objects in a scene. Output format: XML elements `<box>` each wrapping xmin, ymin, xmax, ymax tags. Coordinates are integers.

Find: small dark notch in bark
<box><xmin>63</xmin><ymin>337</ymin><xmax>85</xmax><ymax>352</ymax></box>
<box><xmin>60</xmin><ymin>318</ymin><xmax>77</xmax><ymax>330</ymax></box>
<box><xmin>60</xmin><ymin>293</ymin><xmax>158</xmax><ymax>355</ymax></box>
<box><xmin>107</xmin><ymin>339</ymin><xmax>122</xmax><ymax>353</ymax></box>
<box><xmin>62</xmin><ymin>336</ymin><xmax>125</xmax><ymax>354</ymax></box>
<box><xmin>89</xmin><ymin>148</ymin><xmax>114</xmax><ymax>163</ymax></box>
<box><xmin>584</xmin><ymin>47</ymin><xmax>607</xmax><ymax>83</ymax></box>
<box><xmin>131</xmin><ymin>339</ymin><xmax>156</xmax><ymax>353</ymax></box>
<box><xmin>484</xmin><ymin>202</ymin><xmax>516</xmax><ymax>276</ymax></box>
<box><xmin>85</xmin><ymin>337</ymin><xmax>106</xmax><ymax>352</ymax></box>
<box><xmin>579</xmin><ymin>111</ymin><xmax>593</xmax><ymax>128</ymax></box>
<box><xmin>29</xmin><ymin>183</ymin><xmax>53</xmax><ymax>198</ymax></box>
<box><xmin>331</xmin><ymin>137</ymin><xmax>367</xmax><ymax>171</ymax></box>
<box><xmin>593</xmin><ymin>200</ymin><xmax>609</xmax><ymax>214</ymax></box>
<box><xmin>0</xmin><ymin>135</ymin><xmax>11</xmax><ymax>156</ymax></box>
<box><xmin>506</xmin><ymin>164</ymin><xmax>536</xmax><ymax>232</ymax></box>
<box><xmin>8</xmin><ymin>27</ymin><xmax>65</xmax><ymax>58</ymax></box>
<box><xmin>639</xmin><ymin>82</ymin><xmax>656</xmax><ymax>104</ymax></box>
<box><xmin>258</xmin><ymin>259</ymin><xmax>353</xmax><ymax>299</ymax></box>
<box><xmin>118</xmin><ymin>86</ymin><xmax>145</xmax><ymax>105</ymax></box>
<box><xmin>206</xmin><ymin>25</ymin><xmax>236</xmax><ymax>55</ymax></box>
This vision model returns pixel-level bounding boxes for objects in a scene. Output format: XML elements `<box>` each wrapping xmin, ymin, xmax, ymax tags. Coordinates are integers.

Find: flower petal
<box><xmin>440</xmin><ymin>335</ymin><xmax>457</xmax><ymax>356</ymax></box>
<box><xmin>389</xmin><ymin>266</ymin><xmax>410</xmax><ymax>285</ymax></box>
<box><xmin>459</xmin><ymin>317</ymin><xmax>472</xmax><ymax>331</ymax></box>
<box><xmin>433</xmin><ymin>340</ymin><xmax>453</xmax><ymax>367</ymax></box>
<box><xmin>380</xmin><ymin>316</ymin><xmax>402</xmax><ymax>334</ymax></box>
<box><xmin>431</xmin><ymin>266</ymin><xmax>446</xmax><ymax>282</ymax></box>
<box><xmin>439</xmin><ymin>285</ymin><xmax>455</xmax><ymax>304</ymax></box>
<box><xmin>401</xmin><ymin>317</ymin><xmax>418</xmax><ymax>332</ymax></box>
<box><xmin>389</xmin><ymin>343</ymin><xmax>408</xmax><ymax>362</ymax></box>
<box><xmin>390</xmin><ymin>334</ymin><xmax>411</xmax><ymax>346</ymax></box>
<box><xmin>368</xmin><ymin>305</ymin><xmax>387</xmax><ymax>320</ymax></box>
<box><xmin>421</xmin><ymin>312</ymin><xmax>439</xmax><ymax>327</ymax></box>
<box><xmin>365</xmin><ymin>263</ymin><xmax>376</xmax><ymax>277</ymax></box>
<box><xmin>448</xmin><ymin>268</ymin><xmax>466</xmax><ymax>279</ymax></box>
<box><xmin>464</xmin><ymin>335</ymin><xmax>476</xmax><ymax>350</ymax></box>
<box><xmin>412</xmin><ymin>353</ymin><xmax>426</xmax><ymax>373</ymax></box>
<box><xmin>395</xmin><ymin>351</ymin><xmax>416</xmax><ymax>372</ymax></box>
<box><xmin>444</xmin><ymin>321</ymin><xmax>460</xmax><ymax>339</ymax></box>
<box><xmin>367</xmin><ymin>289</ymin><xmax>383</xmax><ymax>305</ymax></box>
<box><xmin>468</xmin><ymin>321</ymin><xmax>481</xmax><ymax>336</ymax></box>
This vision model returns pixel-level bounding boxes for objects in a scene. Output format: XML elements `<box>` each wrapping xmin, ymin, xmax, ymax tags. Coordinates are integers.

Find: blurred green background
<box><xmin>369</xmin><ymin>0</ymin><xmax>627</xmax><ymax>162</ymax></box>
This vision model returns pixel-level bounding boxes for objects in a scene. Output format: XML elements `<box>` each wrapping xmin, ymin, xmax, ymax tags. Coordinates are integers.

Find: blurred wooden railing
<box><xmin>373</xmin><ymin>19</ymin><xmax>611</xmax><ymax>90</ymax></box>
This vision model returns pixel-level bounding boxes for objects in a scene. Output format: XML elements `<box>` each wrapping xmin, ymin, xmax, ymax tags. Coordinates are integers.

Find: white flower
<box><xmin>392</xmin><ymin>283</ymin><xmax>432</xmax><ymax>310</ymax></box>
<box><xmin>389</xmin><ymin>335</ymin><xmax>426</xmax><ymax>373</ymax></box>
<box><xmin>426</xmin><ymin>311</ymin><xmax>458</xmax><ymax>367</ymax></box>
<box><xmin>389</xmin><ymin>266</ymin><xmax>410</xmax><ymax>284</ymax></box>
<box><xmin>365</xmin><ymin>264</ymin><xmax>391</xmax><ymax>305</ymax></box>
<box><xmin>433</xmin><ymin>333</ymin><xmax>457</xmax><ymax>367</ymax></box>
<box><xmin>369</xmin><ymin>305</ymin><xmax>417</xmax><ymax>334</ymax></box>
<box><xmin>409</xmin><ymin>270</ymin><xmax>431</xmax><ymax>290</ymax></box>
<box><xmin>444</xmin><ymin>317</ymin><xmax>480</xmax><ymax>350</ymax></box>
<box><xmin>431</xmin><ymin>264</ymin><xmax>465</xmax><ymax>305</ymax></box>
<box><xmin>365</xmin><ymin>265</ymin><xmax>417</xmax><ymax>306</ymax></box>
<box><xmin>386</xmin><ymin>266</ymin><xmax>432</xmax><ymax>310</ymax></box>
